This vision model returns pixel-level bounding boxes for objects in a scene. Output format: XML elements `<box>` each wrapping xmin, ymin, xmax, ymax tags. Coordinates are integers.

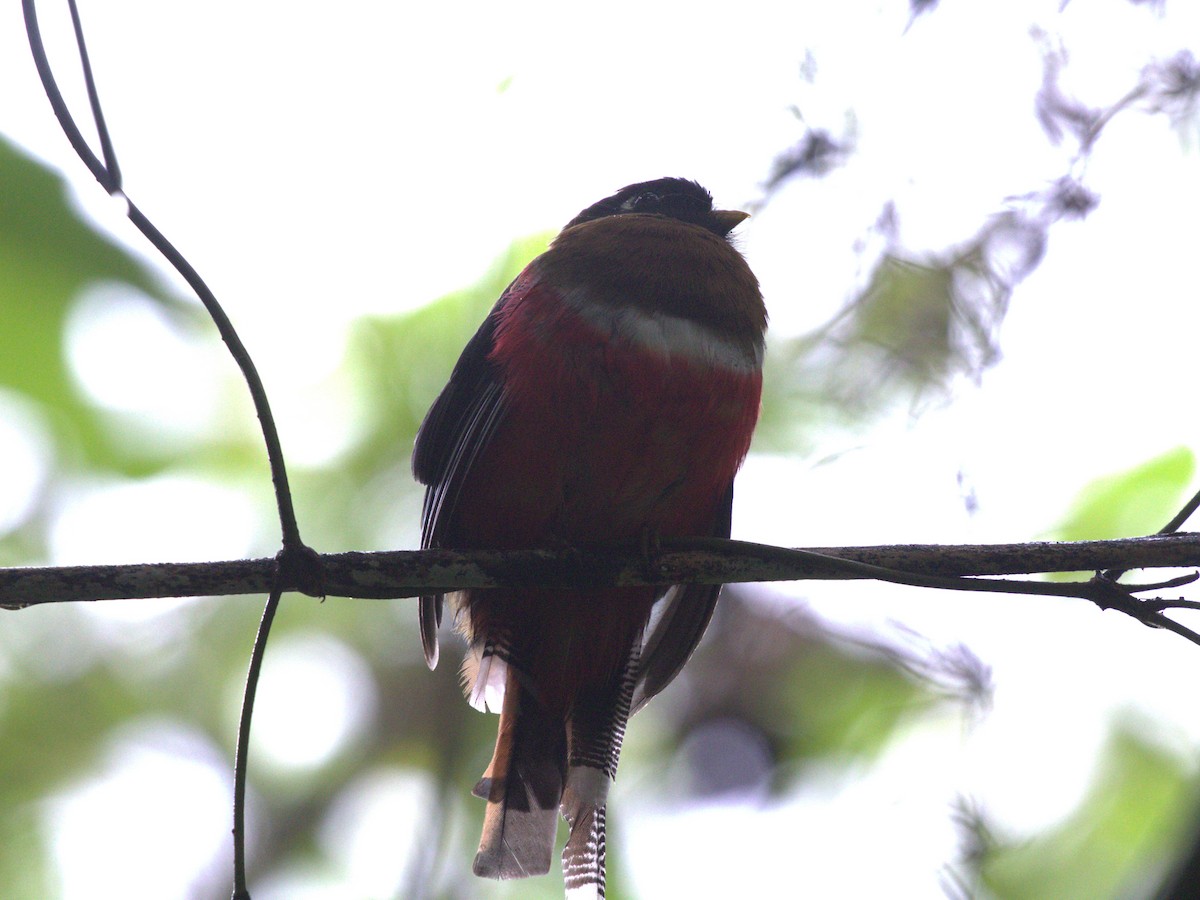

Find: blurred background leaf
<box><xmin>0</xmin><ymin>136</ymin><xmax>201</xmax><ymax>477</ymax></box>
<box><xmin>1053</xmin><ymin>447</ymin><xmax>1195</xmax><ymax>542</ymax></box>
<box><xmin>979</xmin><ymin>724</ymin><xmax>1197</xmax><ymax>900</ymax></box>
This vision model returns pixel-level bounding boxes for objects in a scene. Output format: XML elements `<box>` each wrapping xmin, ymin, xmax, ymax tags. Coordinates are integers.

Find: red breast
<box><xmin>458</xmin><ymin>212</ymin><xmax>764</xmax><ymax>550</ymax></box>
<box><xmin>451</xmin><ymin>211</ymin><xmax>764</xmax><ymax>705</ymax></box>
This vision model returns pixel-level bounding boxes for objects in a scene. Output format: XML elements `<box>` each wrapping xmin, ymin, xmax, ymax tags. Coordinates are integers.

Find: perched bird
<box><xmin>413</xmin><ymin>177</ymin><xmax>766</xmax><ymax>897</ymax></box>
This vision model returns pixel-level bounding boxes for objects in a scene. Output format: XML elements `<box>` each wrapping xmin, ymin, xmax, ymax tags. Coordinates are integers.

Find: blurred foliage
<box><xmin>280</xmin><ymin>234</ymin><xmax>553</xmax><ymax>556</ymax></box>
<box><xmin>757</xmin><ymin>210</ymin><xmax>1044</xmax><ymax>452</ymax></box>
<box><xmin>2</xmin><ymin>8</ymin><xmax>1200</xmax><ymax>895</ymax></box>
<box><xmin>0</xmin><ymin>136</ymin><xmax>201</xmax><ymax>478</ymax></box>
<box><xmin>662</xmin><ymin>592</ymin><xmax>939</xmax><ymax>778</ymax></box>
<box><xmin>1035</xmin><ymin>37</ymin><xmax>1200</xmax><ymax>155</ymax></box>
<box><xmin>1053</xmin><ymin>447</ymin><xmax>1195</xmax><ymax>542</ymax></box>
<box><xmin>978</xmin><ymin>725</ymin><xmax>1198</xmax><ymax>900</ymax></box>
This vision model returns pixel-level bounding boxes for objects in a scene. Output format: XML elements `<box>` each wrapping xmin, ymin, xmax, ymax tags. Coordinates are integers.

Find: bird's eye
<box><xmin>620</xmin><ymin>191</ymin><xmax>661</xmax><ymax>211</ymax></box>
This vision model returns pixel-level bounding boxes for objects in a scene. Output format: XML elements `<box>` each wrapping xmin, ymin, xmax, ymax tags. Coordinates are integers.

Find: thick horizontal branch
<box><xmin>1</xmin><ymin>533</ymin><xmax>1197</xmax><ymax>608</ymax></box>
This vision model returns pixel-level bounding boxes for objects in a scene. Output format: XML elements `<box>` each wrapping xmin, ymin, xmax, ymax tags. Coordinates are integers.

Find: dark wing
<box><xmin>412</xmin><ymin>302</ymin><xmax>509</xmax><ymax>670</ymax></box>
<box><xmin>630</xmin><ymin>481</ymin><xmax>733</xmax><ymax>714</ymax></box>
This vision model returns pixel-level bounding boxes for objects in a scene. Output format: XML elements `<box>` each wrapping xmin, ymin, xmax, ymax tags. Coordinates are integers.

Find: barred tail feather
<box><xmin>561</xmin><ymin>766</ymin><xmax>610</xmax><ymax>899</ymax></box>
<box><xmin>559</xmin><ymin>644</ymin><xmax>639</xmax><ymax>898</ymax></box>
<box><xmin>473</xmin><ymin>666</ymin><xmax>565</xmax><ymax>879</ymax></box>
<box><xmin>562</xmin><ymin>800</ymin><xmax>607</xmax><ymax>899</ymax></box>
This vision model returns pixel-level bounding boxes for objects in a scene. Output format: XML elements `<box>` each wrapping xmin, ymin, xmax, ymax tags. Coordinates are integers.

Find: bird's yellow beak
<box><xmin>713</xmin><ymin>209</ymin><xmax>750</xmax><ymax>233</ymax></box>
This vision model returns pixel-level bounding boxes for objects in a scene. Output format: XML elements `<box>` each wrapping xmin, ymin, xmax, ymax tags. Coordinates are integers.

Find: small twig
<box><xmin>1142</xmin><ymin>597</ymin><xmax>1200</xmax><ymax>614</ymax></box>
<box><xmin>21</xmin><ymin>0</ymin><xmax>306</xmax><ymax>553</ymax></box>
<box><xmin>231</xmin><ymin>583</ymin><xmax>284</xmax><ymax>900</ymax></box>
<box><xmin>22</xmin><ymin>0</ymin><xmax>108</xmax><ymax>187</ymax></box>
<box><xmin>1161</xmin><ymin>487</ymin><xmax>1200</xmax><ymax>536</ymax></box>
<box><xmin>1116</xmin><ymin>572</ymin><xmax>1200</xmax><ymax>593</ymax></box>
<box><xmin>1080</xmin><ymin>84</ymin><xmax>1149</xmax><ymax>155</ymax></box>
<box><xmin>66</xmin><ymin>0</ymin><xmax>120</xmax><ymax>187</ymax></box>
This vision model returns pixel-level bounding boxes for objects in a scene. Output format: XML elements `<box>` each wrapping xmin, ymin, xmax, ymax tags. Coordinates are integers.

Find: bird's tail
<box><xmin>559</xmin><ymin>644</ymin><xmax>639</xmax><ymax>900</ymax></box>
<box><xmin>561</xmin><ymin>776</ymin><xmax>608</xmax><ymax>900</ymax></box>
<box><xmin>472</xmin><ymin>664</ymin><xmax>566</xmax><ymax>880</ymax></box>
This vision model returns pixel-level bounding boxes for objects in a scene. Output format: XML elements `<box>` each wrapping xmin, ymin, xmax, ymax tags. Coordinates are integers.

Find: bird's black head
<box><xmin>564</xmin><ymin>177</ymin><xmax>747</xmax><ymax>237</ymax></box>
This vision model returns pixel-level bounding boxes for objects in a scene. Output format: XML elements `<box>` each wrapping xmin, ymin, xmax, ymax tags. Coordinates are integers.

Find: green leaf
<box><xmin>1055</xmin><ymin>447</ymin><xmax>1196</xmax><ymax>542</ymax></box>
<box><xmin>0</xmin><ymin>135</ymin><xmax>186</xmax><ymax>472</ymax></box>
<box><xmin>981</xmin><ymin>724</ymin><xmax>1196</xmax><ymax>900</ymax></box>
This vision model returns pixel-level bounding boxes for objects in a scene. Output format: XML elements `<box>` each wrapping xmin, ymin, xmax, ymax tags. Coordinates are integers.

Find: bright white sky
<box><xmin>2</xmin><ymin>1</ymin><xmax>1200</xmax><ymax>897</ymax></box>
